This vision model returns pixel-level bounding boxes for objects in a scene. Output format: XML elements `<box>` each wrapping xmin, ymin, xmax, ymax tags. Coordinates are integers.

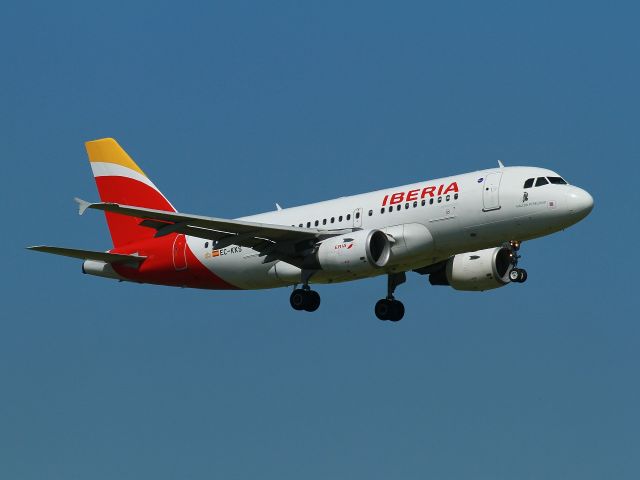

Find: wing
<box><xmin>27</xmin><ymin>245</ymin><xmax>146</xmax><ymax>266</ymax></box>
<box><xmin>75</xmin><ymin>198</ymin><xmax>353</xmax><ymax>266</ymax></box>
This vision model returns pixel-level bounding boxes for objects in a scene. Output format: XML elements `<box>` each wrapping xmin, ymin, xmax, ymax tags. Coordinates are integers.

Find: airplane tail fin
<box><xmin>85</xmin><ymin>138</ymin><xmax>176</xmax><ymax>248</ymax></box>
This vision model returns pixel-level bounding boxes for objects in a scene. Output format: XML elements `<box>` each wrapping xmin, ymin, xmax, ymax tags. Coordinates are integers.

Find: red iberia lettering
<box><xmin>381</xmin><ymin>181</ymin><xmax>461</xmax><ymax>205</ymax></box>
<box><xmin>420</xmin><ymin>186</ymin><xmax>436</xmax><ymax>198</ymax></box>
<box><xmin>442</xmin><ymin>182</ymin><xmax>459</xmax><ymax>194</ymax></box>
<box><xmin>406</xmin><ymin>189</ymin><xmax>419</xmax><ymax>201</ymax></box>
<box><xmin>389</xmin><ymin>192</ymin><xmax>404</xmax><ymax>205</ymax></box>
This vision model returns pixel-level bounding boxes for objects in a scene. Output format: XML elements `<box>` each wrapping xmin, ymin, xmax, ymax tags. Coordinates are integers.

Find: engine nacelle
<box><xmin>429</xmin><ymin>246</ymin><xmax>514</xmax><ymax>291</ymax></box>
<box><xmin>317</xmin><ymin>229</ymin><xmax>391</xmax><ymax>274</ymax></box>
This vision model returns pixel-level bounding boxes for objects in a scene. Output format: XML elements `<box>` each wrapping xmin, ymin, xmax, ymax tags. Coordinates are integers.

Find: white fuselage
<box><xmin>186</xmin><ymin>166</ymin><xmax>592</xmax><ymax>289</ymax></box>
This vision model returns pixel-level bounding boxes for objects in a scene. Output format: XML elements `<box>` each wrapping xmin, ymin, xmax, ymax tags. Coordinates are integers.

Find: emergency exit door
<box><xmin>482</xmin><ymin>172</ymin><xmax>502</xmax><ymax>211</ymax></box>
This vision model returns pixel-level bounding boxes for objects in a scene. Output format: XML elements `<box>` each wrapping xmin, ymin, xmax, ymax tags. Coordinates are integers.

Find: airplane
<box><xmin>29</xmin><ymin>138</ymin><xmax>594</xmax><ymax>321</ymax></box>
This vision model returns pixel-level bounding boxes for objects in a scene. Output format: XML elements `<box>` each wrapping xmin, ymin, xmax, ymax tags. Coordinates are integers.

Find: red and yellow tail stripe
<box><xmin>86</xmin><ymin>138</ymin><xmax>176</xmax><ymax>247</ymax></box>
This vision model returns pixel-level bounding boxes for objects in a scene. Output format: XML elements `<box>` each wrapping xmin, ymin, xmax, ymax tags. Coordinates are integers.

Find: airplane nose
<box><xmin>566</xmin><ymin>187</ymin><xmax>594</xmax><ymax>218</ymax></box>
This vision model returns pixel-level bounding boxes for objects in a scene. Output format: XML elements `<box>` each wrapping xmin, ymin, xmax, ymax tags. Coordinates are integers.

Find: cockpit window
<box><xmin>523</xmin><ymin>178</ymin><xmax>534</xmax><ymax>189</ymax></box>
<box><xmin>535</xmin><ymin>177</ymin><xmax>549</xmax><ymax>187</ymax></box>
<box><xmin>547</xmin><ymin>176</ymin><xmax>567</xmax><ymax>185</ymax></box>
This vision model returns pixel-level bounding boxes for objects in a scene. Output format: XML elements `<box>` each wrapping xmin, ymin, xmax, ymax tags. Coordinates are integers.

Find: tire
<box><xmin>304</xmin><ymin>290</ymin><xmax>321</xmax><ymax>312</ymax></box>
<box><xmin>509</xmin><ymin>268</ymin><xmax>521</xmax><ymax>282</ymax></box>
<box><xmin>375</xmin><ymin>299</ymin><xmax>391</xmax><ymax>320</ymax></box>
<box><xmin>389</xmin><ymin>300</ymin><xmax>405</xmax><ymax>322</ymax></box>
<box><xmin>518</xmin><ymin>269</ymin><xmax>528</xmax><ymax>283</ymax></box>
<box><xmin>290</xmin><ymin>289</ymin><xmax>305</xmax><ymax>310</ymax></box>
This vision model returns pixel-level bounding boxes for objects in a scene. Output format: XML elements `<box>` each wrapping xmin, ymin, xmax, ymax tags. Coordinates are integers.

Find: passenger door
<box><xmin>353</xmin><ymin>208</ymin><xmax>363</xmax><ymax>227</ymax></box>
<box><xmin>172</xmin><ymin>234</ymin><xmax>188</xmax><ymax>271</ymax></box>
<box><xmin>482</xmin><ymin>172</ymin><xmax>502</xmax><ymax>211</ymax></box>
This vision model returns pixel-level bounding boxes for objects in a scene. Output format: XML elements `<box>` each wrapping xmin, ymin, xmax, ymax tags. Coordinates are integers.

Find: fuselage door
<box><xmin>353</xmin><ymin>208</ymin><xmax>363</xmax><ymax>228</ymax></box>
<box><xmin>172</xmin><ymin>234</ymin><xmax>188</xmax><ymax>271</ymax></box>
<box><xmin>482</xmin><ymin>172</ymin><xmax>503</xmax><ymax>211</ymax></box>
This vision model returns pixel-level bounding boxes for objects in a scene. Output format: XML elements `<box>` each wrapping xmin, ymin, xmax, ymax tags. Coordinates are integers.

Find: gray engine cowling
<box><xmin>316</xmin><ymin>229</ymin><xmax>391</xmax><ymax>274</ymax></box>
<box><xmin>429</xmin><ymin>246</ymin><xmax>515</xmax><ymax>291</ymax></box>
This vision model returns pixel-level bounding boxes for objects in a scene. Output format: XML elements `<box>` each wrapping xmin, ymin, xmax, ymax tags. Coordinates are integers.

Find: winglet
<box><xmin>74</xmin><ymin>197</ymin><xmax>92</xmax><ymax>215</ymax></box>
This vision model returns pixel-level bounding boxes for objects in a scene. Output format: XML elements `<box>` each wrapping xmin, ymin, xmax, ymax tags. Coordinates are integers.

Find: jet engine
<box><xmin>316</xmin><ymin>229</ymin><xmax>391</xmax><ymax>274</ymax></box>
<box><xmin>429</xmin><ymin>246</ymin><xmax>515</xmax><ymax>291</ymax></box>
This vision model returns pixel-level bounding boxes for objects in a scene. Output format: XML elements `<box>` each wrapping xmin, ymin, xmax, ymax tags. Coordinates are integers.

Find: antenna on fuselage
<box><xmin>275</xmin><ymin>203</ymin><xmax>282</xmax><ymax>211</ymax></box>
<box><xmin>497</xmin><ymin>160</ymin><xmax>505</xmax><ymax>168</ymax></box>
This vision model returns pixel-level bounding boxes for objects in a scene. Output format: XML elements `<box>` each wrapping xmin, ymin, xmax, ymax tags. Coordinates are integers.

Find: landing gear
<box><xmin>509</xmin><ymin>267</ymin><xmax>528</xmax><ymax>283</ymax></box>
<box><xmin>290</xmin><ymin>288</ymin><xmax>320</xmax><ymax>312</ymax></box>
<box><xmin>375</xmin><ymin>299</ymin><xmax>405</xmax><ymax>321</ymax></box>
<box><xmin>507</xmin><ymin>241</ymin><xmax>528</xmax><ymax>284</ymax></box>
<box><xmin>375</xmin><ymin>272</ymin><xmax>406</xmax><ymax>322</ymax></box>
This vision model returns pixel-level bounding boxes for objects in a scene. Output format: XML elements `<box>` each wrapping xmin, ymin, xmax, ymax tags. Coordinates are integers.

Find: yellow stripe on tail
<box><xmin>85</xmin><ymin>138</ymin><xmax>146</xmax><ymax>177</ymax></box>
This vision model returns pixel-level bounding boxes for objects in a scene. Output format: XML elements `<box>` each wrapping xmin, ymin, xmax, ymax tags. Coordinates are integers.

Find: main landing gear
<box><xmin>290</xmin><ymin>270</ymin><xmax>320</xmax><ymax>312</ymax></box>
<box><xmin>290</xmin><ymin>287</ymin><xmax>320</xmax><ymax>312</ymax></box>
<box><xmin>375</xmin><ymin>272</ymin><xmax>406</xmax><ymax>322</ymax></box>
<box><xmin>508</xmin><ymin>240</ymin><xmax>528</xmax><ymax>284</ymax></box>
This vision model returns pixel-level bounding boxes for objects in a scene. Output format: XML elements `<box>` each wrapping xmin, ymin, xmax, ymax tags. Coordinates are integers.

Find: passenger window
<box><xmin>388</xmin><ymin>206</ymin><xmax>393</xmax><ymax>213</ymax></box>
<box><xmin>421</xmin><ymin>199</ymin><xmax>426</xmax><ymax>206</ymax></box>
<box><xmin>299</xmin><ymin>223</ymin><xmax>303</xmax><ymax>227</ymax></box>
<box><xmin>347</xmin><ymin>214</ymin><xmax>351</xmax><ymax>220</ymax></box>
<box><xmin>535</xmin><ymin>177</ymin><xmax>549</xmax><ymax>187</ymax></box>
<box><xmin>405</xmin><ymin>202</ymin><xmax>409</xmax><ymax>209</ymax></box>
<box><xmin>330</xmin><ymin>217</ymin><xmax>335</xmax><ymax>223</ymax></box>
<box><xmin>396</xmin><ymin>205</ymin><xmax>401</xmax><ymax>211</ymax></box>
<box><xmin>205</xmin><ymin>242</ymin><xmax>209</xmax><ymax>248</ymax></box>
<box><xmin>339</xmin><ymin>216</ymin><xmax>343</xmax><ymax>222</ymax></box>
<box><xmin>355</xmin><ymin>212</ymin><xmax>360</xmax><ymax>219</ymax></box>
<box><xmin>314</xmin><ymin>220</ymin><xmax>319</xmax><ymax>226</ymax></box>
<box><xmin>523</xmin><ymin>178</ymin><xmax>534</xmax><ymax>189</ymax></box>
<box><xmin>548</xmin><ymin>176</ymin><xmax>567</xmax><ymax>185</ymax></box>
<box><xmin>446</xmin><ymin>195</ymin><xmax>450</xmax><ymax>201</ymax></box>
<box><xmin>368</xmin><ymin>210</ymin><xmax>373</xmax><ymax>216</ymax></box>
<box><xmin>437</xmin><ymin>197</ymin><xmax>442</xmax><ymax>203</ymax></box>
<box><xmin>322</xmin><ymin>219</ymin><xmax>327</xmax><ymax>225</ymax></box>
<box><xmin>413</xmin><ymin>201</ymin><xmax>418</xmax><ymax>208</ymax></box>
<box><xmin>454</xmin><ymin>193</ymin><xmax>459</xmax><ymax>200</ymax></box>
<box><xmin>380</xmin><ymin>208</ymin><xmax>385</xmax><ymax>214</ymax></box>
<box><xmin>307</xmin><ymin>222</ymin><xmax>311</xmax><ymax>228</ymax></box>
<box><xmin>429</xmin><ymin>198</ymin><xmax>434</xmax><ymax>205</ymax></box>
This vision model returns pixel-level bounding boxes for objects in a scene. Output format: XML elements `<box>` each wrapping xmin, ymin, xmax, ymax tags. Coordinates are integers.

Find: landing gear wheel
<box><xmin>375</xmin><ymin>299</ymin><xmax>391</xmax><ymax>320</ymax></box>
<box><xmin>517</xmin><ymin>269</ymin><xmax>528</xmax><ymax>283</ymax></box>
<box><xmin>389</xmin><ymin>300</ymin><xmax>405</xmax><ymax>322</ymax></box>
<box><xmin>509</xmin><ymin>268</ymin><xmax>528</xmax><ymax>283</ymax></box>
<box><xmin>375</xmin><ymin>299</ymin><xmax>405</xmax><ymax>321</ymax></box>
<box><xmin>305</xmin><ymin>290</ymin><xmax>321</xmax><ymax>312</ymax></box>
<box><xmin>290</xmin><ymin>289</ymin><xmax>321</xmax><ymax>312</ymax></box>
<box><xmin>290</xmin><ymin>289</ymin><xmax>306</xmax><ymax>310</ymax></box>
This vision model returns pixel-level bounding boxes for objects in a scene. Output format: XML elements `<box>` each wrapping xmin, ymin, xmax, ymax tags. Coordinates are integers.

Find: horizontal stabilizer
<box><xmin>27</xmin><ymin>246</ymin><xmax>146</xmax><ymax>265</ymax></box>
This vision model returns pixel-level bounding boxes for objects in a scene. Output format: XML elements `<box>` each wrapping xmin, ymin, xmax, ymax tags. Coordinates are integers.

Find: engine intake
<box><xmin>317</xmin><ymin>229</ymin><xmax>391</xmax><ymax>274</ymax></box>
<box><xmin>429</xmin><ymin>246</ymin><xmax>515</xmax><ymax>291</ymax></box>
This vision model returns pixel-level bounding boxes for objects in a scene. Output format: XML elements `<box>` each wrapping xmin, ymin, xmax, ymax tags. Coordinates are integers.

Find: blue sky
<box><xmin>2</xmin><ymin>1</ymin><xmax>639</xmax><ymax>479</ymax></box>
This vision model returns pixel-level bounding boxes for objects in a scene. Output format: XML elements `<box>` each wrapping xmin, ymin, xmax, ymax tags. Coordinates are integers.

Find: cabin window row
<box><xmin>294</xmin><ymin>212</ymin><xmax>355</xmax><ymax>228</ymax></box>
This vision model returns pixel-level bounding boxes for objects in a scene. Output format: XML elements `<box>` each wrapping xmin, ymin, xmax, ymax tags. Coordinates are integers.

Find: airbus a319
<box><xmin>29</xmin><ymin>138</ymin><xmax>593</xmax><ymax>321</ymax></box>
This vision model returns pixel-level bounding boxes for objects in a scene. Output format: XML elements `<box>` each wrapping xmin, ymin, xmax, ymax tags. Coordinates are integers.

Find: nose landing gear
<box><xmin>375</xmin><ymin>272</ymin><xmax>406</xmax><ymax>322</ymax></box>
<box><xmin>508</xmin><ymin>240</ymin><xmax>528</xmax><ymax>284</ymax></box>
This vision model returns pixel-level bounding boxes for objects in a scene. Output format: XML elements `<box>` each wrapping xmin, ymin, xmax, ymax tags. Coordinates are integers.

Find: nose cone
<box><xmin>566</xmin><ymin>187</ymin><xmax>594</xmax><ymax>219</ymax></box>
